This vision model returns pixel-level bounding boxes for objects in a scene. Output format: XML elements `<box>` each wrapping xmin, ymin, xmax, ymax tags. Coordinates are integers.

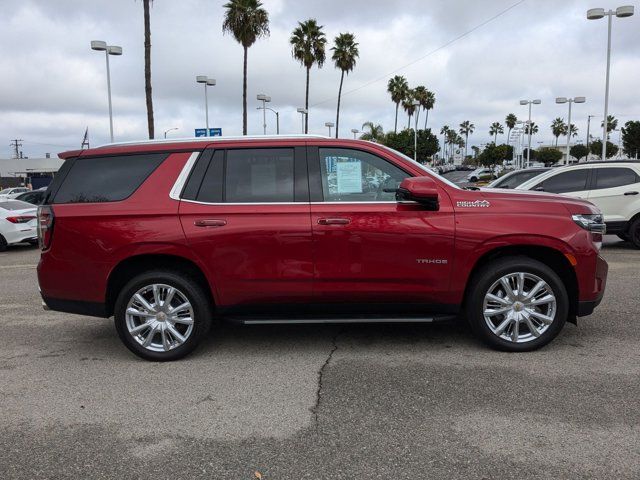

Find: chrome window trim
<box><xmin>179</xmin><ymin>199</ymin><xmax>399</xmax><ymax>206</ymax></box>
<box><xmin>169</xmin><ymin>152</ymin><xmax>200</xmax><ymax>200</ymax></box>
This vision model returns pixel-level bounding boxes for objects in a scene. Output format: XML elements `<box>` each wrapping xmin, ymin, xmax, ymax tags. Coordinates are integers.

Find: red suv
<box><xmin>37</xmin><ymin>137</ymin><xmax>608</xmax><ymax>360</ymax></box>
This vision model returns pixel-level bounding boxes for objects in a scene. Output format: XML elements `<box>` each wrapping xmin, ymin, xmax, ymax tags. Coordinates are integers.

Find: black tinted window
<box><xmin>496</xmin><ymin>170</ymin><xmax>547</xmax><ymax>189</ymax></box>
<box><xmin>53</xmin><ymin>153</ymin><xmax>167</xmax><ymax>204</ymax></box>
<box><xmin>196</xmin><ymin>150</ymin><xmax>224</xmax><ymax>203</ymax></box>
<box><xmin>593</xmin><ymin>168</ymin><xmax>639</xmax><ymax>190</ymax></box>
<box><xmin>537</xmin><ymin>170</ymin><xmax>589</xmax><ymax>194</ymax></box>
<box><xmin>224</xmin><ymin>149</ymin><xmax>294</xmax><ymax>203</ymax></box>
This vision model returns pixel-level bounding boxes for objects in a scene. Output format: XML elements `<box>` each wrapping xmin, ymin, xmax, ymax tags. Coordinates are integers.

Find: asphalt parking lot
<box><xmin>1</xmin><ymin>241</ymin><xmax>639</xmax><ymax>479</ymax></box>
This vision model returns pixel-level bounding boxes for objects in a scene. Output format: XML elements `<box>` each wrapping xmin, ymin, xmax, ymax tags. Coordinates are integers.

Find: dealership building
<box><xmin>0</xmin><ymin>156</ymin><xmax>64</xmax><ymax>189</ymax></box>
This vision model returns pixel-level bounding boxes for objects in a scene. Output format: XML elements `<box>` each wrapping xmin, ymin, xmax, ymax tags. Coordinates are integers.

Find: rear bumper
<box><xmin>41</xmin><ymin>295</ymin><xmax>108</xmax><ymax>318</ymax></box>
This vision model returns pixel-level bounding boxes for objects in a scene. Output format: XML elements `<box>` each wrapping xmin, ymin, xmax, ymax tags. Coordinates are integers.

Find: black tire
<box><xmin>0</xmin><ymin>234</ymin><xmax>7</xmax><ymax>252</ymax></box>
<box><xmin>466</xmin><ymin>256</ymin><xmax>568</xmax><ymax>352</ymax></box>
<box><xmin>629</xmin><ymin>218</ymin><xmax>640</xmax><ymax>249</ymax></box>
<box><xmin>469</xmin><ymin>176</ymin><xmax>478</xmax><ymax>182</ymax></box>
<box><xmin>114</xmin><ymin>270</ymin><xmax>213</xmax><ymax>361</ymax></box>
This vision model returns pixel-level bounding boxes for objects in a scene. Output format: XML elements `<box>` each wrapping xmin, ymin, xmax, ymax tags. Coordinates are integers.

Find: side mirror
<box><xmin>396</xmin><ymin>176</ymin><xmax>440</xmax><ymax>210</ymax></box>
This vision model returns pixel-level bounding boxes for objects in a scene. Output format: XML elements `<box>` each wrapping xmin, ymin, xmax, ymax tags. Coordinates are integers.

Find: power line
<box><xmin>310</xmin><ymin>0</ymin><xmax>527</xmax><ymax>107</ymax></box>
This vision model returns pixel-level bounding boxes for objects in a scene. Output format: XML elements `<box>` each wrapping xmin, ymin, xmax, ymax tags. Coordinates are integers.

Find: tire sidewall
<box><xmin>114</xmin><ymin>271</ymin><xmax>212</xmax><ymax>361</ymax></box>
<box><xmin>630</xmin><ymin>218</ymin><xmax>640</xmax><ymax>249</ymax></box>
<box><xmin>467</xmin><ymin>257</ymin><xmax>568</xmax><ymax>352</ymax></box>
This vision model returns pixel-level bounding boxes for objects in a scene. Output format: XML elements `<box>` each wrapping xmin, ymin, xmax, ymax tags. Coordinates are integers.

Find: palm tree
<box><xmin>223</xmin><ymin>0</ymin><xmax>270</xmax><ymax>135</ymax></box>
<box><xmin>440</xmin><ymin>125</ymin><xmax>450</xmax><ymax>161</ymax></box>
<box><xmin>331</xmin><ymin>33</ymin><xmax>358</xmax><ymax>138</ymax></box>
<box><xmin>459</xmin><ymin>120</ymin><xmax>475</xmax><ymax>159</ymax></box>
<box><xmin>291</xmin><ymin>19</ymin><xmax>327</xmax><ymax>134</ymax></box>
<box><xmin>387</xmin><ymin>76</ymin><xmax>409</xmax><ymax>133</ymax></box>
<box><xmin>566</xmin><ymin>123</ymin><xmax>578</xmax><ymax>138</ymax></box>
<box><xmin>505</xmin><ymin>113</ymin><xmax>517</xmax><ymax>141</ymax></box>
<box><xmin>423</xmin><ymin>90</ymin><xmax>435</xmax><ymax>130</ymax></box>
<box><xmin>360</xmin><ymin>122</ymin><xmax>385</xmax><ymax>142</ymax></box>
<box><xmin>551</xmin><ymin>117</ymin><xmax>566</xmax><ymax>146</ymax></box>
<box><xmin>402</xmin><ymin>89</ymin><xmax>417</xmax><ymax>129</ymax></box>
<box><xmin>524</xmin><ymin>121</ymin><xmax>539</xmax><ymax>136</ymax></box>
<box><xmin>413</xmin><ymin>86</ymin><xmax>428</xmax><ymax>129</ymax></box>
<box><xmin>602</xmin><ymin>115</ymin><xmax>618</xmax><ymax>139</ymax></box>
<box><xmin>142</xmin><ymin>0</ymin><xmax>154</xmax><ymax>139</ymax></box>
<box><xmin>489</xmin><ymin>122</ymin><xmax>504</xmax><ymax>144</ymax></box>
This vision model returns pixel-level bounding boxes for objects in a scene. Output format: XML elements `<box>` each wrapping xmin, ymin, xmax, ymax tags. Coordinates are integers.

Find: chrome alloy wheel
<box><xmin>125</xmin><ymin>284</ymin><xmax>194</xmax><ymax>352</ymax></box>
<box><xmin>483</xmin><ymin>272</ymin><xmax>557</xmax><ymax>343</ymax></box>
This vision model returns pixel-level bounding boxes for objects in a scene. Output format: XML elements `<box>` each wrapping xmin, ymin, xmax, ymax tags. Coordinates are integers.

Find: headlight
<box><xmin>572</xmin><ymin>214</ymin><xmax>606</xmax><ymax>233</ymax></box>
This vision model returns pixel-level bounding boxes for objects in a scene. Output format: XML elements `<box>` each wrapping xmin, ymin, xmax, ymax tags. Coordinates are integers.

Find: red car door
<box><xmin>308</xmin><ymin>145</ymin><xmax>456</xmax><ymax>307</ymax></box>
<box><xmin>179</xmin><ymin>146</ymin><xmax>313</xmax><ymax>309</ymax></box>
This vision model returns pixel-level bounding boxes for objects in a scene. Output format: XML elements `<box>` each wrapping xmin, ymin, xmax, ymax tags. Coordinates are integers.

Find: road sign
<box><xmin>194</xmin><ymin>128</ymin><xmax>222</xmax><ymax>137</ymax></box>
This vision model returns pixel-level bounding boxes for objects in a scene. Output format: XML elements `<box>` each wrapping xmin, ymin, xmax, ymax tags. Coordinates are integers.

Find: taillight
<box><xmin>5</xmin><ymin>215</ymin><xmax>36</xmax><ymax>224</ymax></box>
<box><xmin>37</xmin><ymin>205</ymin><xmax>54</xmax><ymax>250</ymax></box>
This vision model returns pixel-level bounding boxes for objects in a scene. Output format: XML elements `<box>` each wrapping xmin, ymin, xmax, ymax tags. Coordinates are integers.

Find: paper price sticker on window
<box><xmin>336</xmin><ymin>161</ymin><xmax>362</xmax><ymax>193</ymax></box>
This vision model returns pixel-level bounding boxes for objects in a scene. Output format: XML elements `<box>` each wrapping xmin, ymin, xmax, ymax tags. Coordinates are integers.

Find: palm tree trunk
<box><xmin>415</xmin><ymin>109</ymin><xmax>420</xmax><ymax>131</ymax></box>
<box><xmin>407</xmin><ymin>114</ymin><xmax>410</xmax><ymax>129</ymax></box>
<box><xmin>304</xmin><ymin>66</ymin><xmax>310</xmax><ymax>134</ymax></box>
<box><xmin>143</xmin><ymin>0</ymin><xmax>154</xmax><ymax>139</ymax></box>
<box><xmin>494</xmin><ymin>132</ymin><xmax>497</xmax><ymax>144</ymax></box>
<box><xmin>465</xmin><ymin>133</ymin><xmax>468</xmax><ymax>159</ymax></box>
<box><xmin>394</xmin><ymin>103</ymin><xmax>399</xmax><ymax>133</ymax></box>
<box><xmin>424</xmin><ymin>109</ymin><xmax>429</xmax><ymax>130</ymax></box>
<box><xmin>242</xmin><ymin>46</ymin><xmax>248</xmax><ymax>135</ymax></box>
<box><xmin>335</xmin><ymin>70</ymin><xmax>344</xmax><ymax>138</ymax></box>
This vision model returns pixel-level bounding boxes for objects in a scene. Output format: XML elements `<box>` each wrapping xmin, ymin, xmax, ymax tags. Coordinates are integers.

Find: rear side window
<box><xmin>224</xmin><ymin>148</ymin><xmax>294</xmax><ymax>203</ymax></box>
<box><xmin>535</xmin><ymin>170</ymin><xmax>589</xmax><ymax>194</ymax></box>
<box><xmin>593</xmin><ymin>168</ymin><xmax>639</xmax><ymax>190</ymax></box>
<box><xmin>52</xmin><ymin>153</ymin><xmax>167</xmax><ymax>204</ymax></box>
<box><xmin>497</xmin><ymin>170</ymin><xmax>547</xmax><ymax>189</ymax></box>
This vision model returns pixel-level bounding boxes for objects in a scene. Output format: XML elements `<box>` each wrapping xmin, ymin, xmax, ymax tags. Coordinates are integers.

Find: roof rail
<box><xmin>97</xmin><ymin>134</ymin><xmax>331</xmax><ymax>148</ymax></box>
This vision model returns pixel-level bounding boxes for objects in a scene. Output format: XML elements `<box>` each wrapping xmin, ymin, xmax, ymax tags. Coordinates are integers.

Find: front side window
<box><xmin>225</xmin><ymin>148</ymin><xmax>294</xmax><ymax>203</ymax></box>
<box><xmin>535</xmin><ymin>170</ymin><xmax>589</xmax><ymax>194</ymax></box>
<box><xmin>318</xmin><ymin>148</ymin><xmax>409</xmax><ymax>202</ymax></box>
<box><xmin>593</xmin><ymin>167</ymin><xmax>639</xmax><ymax>190</ymax></box>
<box><xmin>52</xmin><ymin>153</ymin><xmax>167</xmax><ymax>204</ymax></box>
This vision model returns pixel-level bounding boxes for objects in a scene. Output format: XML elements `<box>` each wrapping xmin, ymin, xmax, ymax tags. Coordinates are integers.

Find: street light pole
<box><xmin>196</xmin><ymin>76</ymin><xmax>216</xmax><ymax>136</ymax></box>
<box><xmin>257</xmin><ymin>94</ymin><xmax>271</xmax><ymax>134</ymax></box>
<box><xmin>556</xmin><ymin>96</ymin><xmax>586</xmax><ymax>164</ymax></box>
<box><xmin>91</xmin><ymin>41</ymin><xmax>122</xmax><ymax>143</ymax></box>
<box><xmin>351</xmin><ymin>129</ymin><xmax>359</xmax><ymax>139</ymax></box>
<box><xmin>519</xmin><ymin>99</ymin><xmax>541</xmax><ymax>169</ymax></box>
<box><xmin>297</xmin><ymin>108</ymin><xmax>308</xmax><ymax>134</ymax></box>
<box><xmin>324</xmin><ymin>122</ymin><xmax>335</xmax><ymax>137</ymax></box>
<box><xmin>163</xmin><ymin>127</ymin><xmax>178</xmax><ymax>139</ymax></box>
<box><xmin>587</xmin><ymin>5</ymin><xmax>634</xmax><ymax>160</ymax></box>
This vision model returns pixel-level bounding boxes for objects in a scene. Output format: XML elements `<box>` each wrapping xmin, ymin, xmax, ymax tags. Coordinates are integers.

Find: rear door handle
<box><xmin>624</xmin><ymin>191</ymin><xmax>639</xmax><ymax>196</ymax></box>
<box><xmin>194</xmin><ymin>219</ymin><xmax>227</xmax><ymax>227</ymax></box>
<box><xmin>317</xmin><ymin>218</ymin><xmax>350</xmax><ymax>225</ymax></box>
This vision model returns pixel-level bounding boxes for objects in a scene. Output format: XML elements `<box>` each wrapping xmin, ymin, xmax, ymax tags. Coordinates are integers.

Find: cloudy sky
<box><xmin>0</xmin><ymin>0</ymin><xmax>638</xmax><ymax>158</ymax></box>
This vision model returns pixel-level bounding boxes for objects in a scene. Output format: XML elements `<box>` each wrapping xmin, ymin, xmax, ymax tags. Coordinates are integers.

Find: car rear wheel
<box><xmin>466</xmin><ymin>257</ymin><xmax>568</xmax><ymax>351</ymax></box>
<box><xmin>629</xmin><ymin>218</ymin><xmax>640</xmax><ymax>249</ymax></box>
<box><xmin>0</xmin><ymin>234</ymin><xmax>7</xmax><ymax>252</ymax></box>
<box><xmin>114</xmin><ymin>270</ymin><xmax>212</xmax><ymax>361</ymax></box>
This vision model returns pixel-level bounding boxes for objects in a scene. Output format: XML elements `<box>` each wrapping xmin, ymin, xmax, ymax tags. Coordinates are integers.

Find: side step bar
<box><xmin>226</xmin><ymin>315</ymin><xmax>457</xmax><ymax>325</ymax></box>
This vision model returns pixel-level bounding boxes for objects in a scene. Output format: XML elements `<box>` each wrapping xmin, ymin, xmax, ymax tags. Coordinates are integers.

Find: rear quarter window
<box><xmin>52</xmin><ymin>153</ymin><xmax>168</xmax><ymax>204</ymax></box>
<box><xmin>593</xmin><ymin>167</ymin><xmax>639</xmax><ymax>190</ymax></box>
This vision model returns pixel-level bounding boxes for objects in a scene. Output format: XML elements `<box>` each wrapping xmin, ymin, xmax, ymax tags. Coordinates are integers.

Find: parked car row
<box><xmin>0</xmin><ymin>200</ymin><xmax>38</xmax><ymax>251</ymax></box>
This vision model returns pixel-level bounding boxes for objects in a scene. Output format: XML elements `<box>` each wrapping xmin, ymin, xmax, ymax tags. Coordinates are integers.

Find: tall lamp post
<box><xmin>519</xmin><ymin>99</ymin><xmax>541</xmax><ymax>169</ymax></box>
<box><xmin>412</xmin><ymin>100</ymin><xmax>420</xmax><ymax>161</ymax></box>
<box><xmin>163</xmin><ymin>127</ymin><xmax>178</xmax><ymax>139</ymax></box>
<box><xmin>351</xmin><ymin>128</ymin><xmax>360</xmax><ymax>139</ymax></box>
<box><xmin>256</xmin><ymin>94</ymin><xmax>271</xmax><ymax>134</ymax></box>
<box><xmin>556</xmin><ymin>96</ymin><xmax>586</xmax><ymax>164</ymax></box>
<box><xmin>297</xmin><ymin>108</ymin><xmax>308</xmax><ymax>134</ymax></box>
<box><xmin>586</xmin><ymin>114</ymin><xmax>598</xmax><ymax>160</ymax></box>
<box><xmin>196</xmin><ymin>76</ymin><xmax>216</xmax><ymax>136</ymax></box>
<box><xmin>324</xmin><ymin>122</ymin><xmax>335</xmax><ymax>137</ymax></box>
<box><xmin>587</xmin><ymin>5</ymin><xmax>634</xmax><ymax>159</ymax></box>
<box><xmin>91</xmin><ymin>40</ymin><xmax>122</xmax><ymax>143</ymax></box>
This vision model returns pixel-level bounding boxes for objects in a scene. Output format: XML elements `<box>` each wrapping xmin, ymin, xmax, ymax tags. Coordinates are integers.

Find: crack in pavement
<box><xmin>311</xmin><ymin>328</ymin><xmax>342</xmax><ymax>432</ymax></box>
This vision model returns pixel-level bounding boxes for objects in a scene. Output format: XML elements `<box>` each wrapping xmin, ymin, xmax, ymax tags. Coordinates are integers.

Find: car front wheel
<box><xmin>466</xmin><ymin>257</ymin><xmax>568</xmax><ymax>351</ymax></box>
<box><xmin>114</xmin><ymin>270</ymin><xmax>212</xmax><ymax>361</ymax></box>
<box><xmin>629</xmin><ymin>218</ymin><xmax>640</xmax><ymax>249</ymax></box>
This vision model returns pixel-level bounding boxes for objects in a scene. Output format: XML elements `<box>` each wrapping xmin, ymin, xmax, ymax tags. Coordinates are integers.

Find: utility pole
<box><xmin>10</xmin><ymin>139</ymin><xmax>23</xmax><ymax>159</ymax></box>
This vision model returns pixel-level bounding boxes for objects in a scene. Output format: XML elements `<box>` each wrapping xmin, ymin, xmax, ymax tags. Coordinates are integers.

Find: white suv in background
<box><xmin>517</xmin><ymin>161</ymin><xmax>640</xmax><ymax>248</ymax></box>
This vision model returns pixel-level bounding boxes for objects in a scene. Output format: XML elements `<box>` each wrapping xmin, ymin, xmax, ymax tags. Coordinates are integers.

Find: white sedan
<box><xmin>0</xmin><ymin>200</ymin><xmax>38</xmax><ymax>251</ymax></box>
<box><xmin>0</xmin><ymin>187</ymin><xmax>29</xmax><ymax>201</ymax></box>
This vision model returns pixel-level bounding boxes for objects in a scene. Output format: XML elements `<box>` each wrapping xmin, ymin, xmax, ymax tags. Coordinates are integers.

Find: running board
<box><xmin>226</xmin><ymin>315</ymin><xmax>457</xmax><ymax>325</ymax></box>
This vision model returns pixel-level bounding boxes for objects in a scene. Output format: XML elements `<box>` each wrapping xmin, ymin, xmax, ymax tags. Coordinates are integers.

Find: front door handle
<box><xmin>194</xmin><ymin>219</ymin><xmax>227</xmax><ymax>227</ymax></box>
<box><xmin>317</xmin><ymin>218</ymin><xmax>350</xmax><ymax>225</ymax></box>
<box><xmin>624</xmin><ymin>191</ymin><xmax>639</xmax><ymax>196</ymax></box>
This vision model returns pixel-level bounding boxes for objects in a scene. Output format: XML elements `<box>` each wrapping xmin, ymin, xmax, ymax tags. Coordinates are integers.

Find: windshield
<box><xmin>0</xmin><ymin>188</ymin><xmax>13</xmax><ymax>194</ymax></box>
<box><xmin>376</xmin><ymin>143</ymin><xmax>461</xmax><ymax>189</ymax></box>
